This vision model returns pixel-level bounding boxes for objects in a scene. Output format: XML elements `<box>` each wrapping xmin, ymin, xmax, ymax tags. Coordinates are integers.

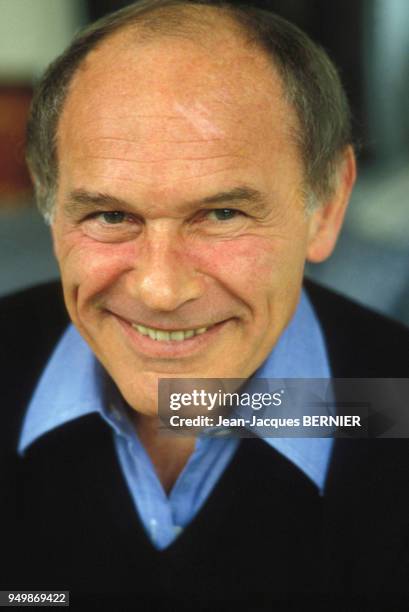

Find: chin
<box><xmin>115</xmin><ymin>373</ymin><xmax>162</xmax><ymax>416</ymax></box>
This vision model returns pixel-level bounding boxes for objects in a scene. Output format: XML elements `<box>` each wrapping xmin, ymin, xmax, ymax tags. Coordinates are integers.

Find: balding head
<box><xmin>26</xmin><ymin>0</ymin><xmax>352</xmax><ymax>221</ymax></box>
<box><xmin>58</xmin><ymin>17</ymin><xmax>297</xmax><ymax>197</ymax></box>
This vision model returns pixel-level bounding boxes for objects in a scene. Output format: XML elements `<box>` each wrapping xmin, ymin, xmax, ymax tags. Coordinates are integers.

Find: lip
<box><xmin>113</xmin><ymin>313</ymin><xmax>231</xmax><ymax>359</ymax></box>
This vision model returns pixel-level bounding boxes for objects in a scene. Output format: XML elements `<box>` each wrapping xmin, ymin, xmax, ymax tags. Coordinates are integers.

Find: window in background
<box><xmin>0</xmin><ymin>0</ymin><xmax>86</xmax><ymax>296</ymax></box>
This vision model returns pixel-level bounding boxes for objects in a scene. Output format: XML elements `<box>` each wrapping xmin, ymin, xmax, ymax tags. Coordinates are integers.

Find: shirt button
<box><xmin>173</xmin><ymin>525</ymin><xmax>183</xmax><ymax>536</ymax></box>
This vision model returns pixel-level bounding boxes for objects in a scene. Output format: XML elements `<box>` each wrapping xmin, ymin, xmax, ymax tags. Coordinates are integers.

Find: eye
<box><xmin>98</xmin><ymin>211</ymin><xmax>126</xmax><ymax>224</ymax></box>
<box><xmin>207</xmin><ymin>208</ymin><xmax>241</xmax><ymax>221</ymax></box>
<box><xmin>80</xmin><ymin>210</ymin><xmax>140</xmax><ymax>243</ymax></box>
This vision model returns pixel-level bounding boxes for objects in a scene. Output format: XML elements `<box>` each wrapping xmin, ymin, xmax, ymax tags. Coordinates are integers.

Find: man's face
<box><xmin>51</xmin><ymin>29</ymin><xmax>336</xmax><ymax>415</ymax></box>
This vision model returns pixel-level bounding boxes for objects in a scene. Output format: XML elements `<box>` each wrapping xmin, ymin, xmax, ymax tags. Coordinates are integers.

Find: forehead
<box><xmin>57</xmin><ymin>25</ymin><xmax>302</xmax><ymax>203</ymax></box>
<box><xmin>62</xmin><ymin>21</ymin><xmax>296</xmax><ymax>138</ymax></box>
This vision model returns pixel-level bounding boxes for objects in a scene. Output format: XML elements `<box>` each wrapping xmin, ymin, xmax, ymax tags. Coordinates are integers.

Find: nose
<box><xmin>128</xmin><ymin>224</ymin><xmax>204</xmax><ymax>312</ymax></box>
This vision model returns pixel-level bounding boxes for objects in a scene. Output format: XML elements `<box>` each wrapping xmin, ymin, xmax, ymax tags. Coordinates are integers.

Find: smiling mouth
<box><xmin>131</xmin><ymin>323</ymin><xmax>210</xmax><ymax>342</ymax></box>
<box><xmin>114</xmin><ymin>313</ymin><xmax>231</xmax><ymax>358</ymax></box>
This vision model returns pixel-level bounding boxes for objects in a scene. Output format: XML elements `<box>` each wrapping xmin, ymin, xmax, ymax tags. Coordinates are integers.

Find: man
<box><xmin>1</xmin><ymin>0</ymin><xmax>408</xmax><ymax>608</ymax></box>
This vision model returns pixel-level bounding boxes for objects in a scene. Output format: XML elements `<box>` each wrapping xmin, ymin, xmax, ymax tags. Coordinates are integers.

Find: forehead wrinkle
<box><xmin>67</xmin><ymin>123</ymin><xmax>251</xmax><ymax>164</ymax></box>
<box><xmin>71</xmin><ymin>113</ymin><xmax>248</xmax><ymax>151</ymax></box>
<box><xmin>78</xmin><ymin>153</ymin><xmax>246</xmax><ymax>164</ymax></box>
<box><xmin>86</xmin><ymin>164</ymin><xmax>243</xmax><ymax>186</ymax></box>
<box><xmin>83</xmin><ymin>135</ymin><xmax>252</xmax><ymax>148</ymax></box>
<box><xmin>88</xmin><ymin>136</ymin><xmax>230</xmax><ymax>145</ymax></box>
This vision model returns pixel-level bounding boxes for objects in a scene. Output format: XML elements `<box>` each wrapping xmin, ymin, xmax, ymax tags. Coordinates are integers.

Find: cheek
<box><xmin>56</xmin><ymin>233</ymin><xmax>136</xmax><ymax>295</ymax></box>
<box><xmin>213</xmin><ymin>238</ymin><xmax>273</xmax><ymax>274</ymax></box>
<box><xmin>56</xmin><ymin>228</ymin><xmax>308</xmax><ymax>306</ymax></box>
<box><xmin>192</xmin><ymin>233</ymin><xmax>306</xmax><ymax>292</ymax></box>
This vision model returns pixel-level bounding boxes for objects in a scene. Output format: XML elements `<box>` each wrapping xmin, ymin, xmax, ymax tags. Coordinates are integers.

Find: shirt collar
<box><xmin>18</xmin><ymin>324</ymin><xmax>106</xmax><ymax>452</ymax></box>
<box><xmin>251</xmin><ymin>289</ymin><xmax>333</xmax><ymax>491</ymax></box>
<box><xmin>18</xmin><ymin>288</ymin><xmax>332</xmax><ymax>491</ymax></box>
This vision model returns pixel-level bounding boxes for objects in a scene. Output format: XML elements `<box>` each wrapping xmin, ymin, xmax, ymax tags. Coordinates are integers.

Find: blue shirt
<box><xmin>18</xmin><ymin>289</ymin><xmax>333</xmax><ymax>550</ymax></box>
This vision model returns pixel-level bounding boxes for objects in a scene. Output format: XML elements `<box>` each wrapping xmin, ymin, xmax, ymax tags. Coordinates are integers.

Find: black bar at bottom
<box><xmin>0</xmin><ymin>592</ymin><xmax>69</xmax><ymax>607</ymax></box>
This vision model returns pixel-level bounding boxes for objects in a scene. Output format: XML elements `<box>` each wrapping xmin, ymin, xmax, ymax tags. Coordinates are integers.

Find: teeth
<box><xmin>156</xmin><ymin>330</ymin><xmax>170</xmax><ymax>341</ymax></box>
<box><xmin>170</xmin><ymin>331</ymin><xmax>185</xmax><ymax>341</ymax></box>
<box><xmin>132</xmin><ymin>323</ymin><xmax>209</xmax><ymax>341</ymax></box>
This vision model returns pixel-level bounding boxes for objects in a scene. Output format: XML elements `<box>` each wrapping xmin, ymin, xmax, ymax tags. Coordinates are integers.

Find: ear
<box><xmin>306</xmin><ymin>145</ymin><xmax>356</xmax><ymax>263</ymax></box>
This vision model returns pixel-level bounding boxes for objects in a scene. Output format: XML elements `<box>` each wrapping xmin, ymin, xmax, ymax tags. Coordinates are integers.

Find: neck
<box><xmin>130</xmin><ymin>411</ymin><xmax>196</xmax><ymax>494</ymax></box>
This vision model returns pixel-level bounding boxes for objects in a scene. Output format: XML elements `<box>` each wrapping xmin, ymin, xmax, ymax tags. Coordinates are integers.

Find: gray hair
<box><xmin>25</xmin><ymin>0</ymin><xmax>353</xmax><ymax>221</ymax></box>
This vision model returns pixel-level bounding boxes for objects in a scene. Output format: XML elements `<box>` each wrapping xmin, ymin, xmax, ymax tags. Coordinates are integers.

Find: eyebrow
<box><xmin>63</xmin><ymin>190</ymin><xmax>133</xmax><ymax>220</ymax></box>
<box><xmin>63</xmin><ymin>185</ymin><xmax>269</xmax><ymax>219</ymax></box>
<box><xmin>198</xmin><ymin>187</ymin><xmax>269</xmax><ymax>214</ymax></box>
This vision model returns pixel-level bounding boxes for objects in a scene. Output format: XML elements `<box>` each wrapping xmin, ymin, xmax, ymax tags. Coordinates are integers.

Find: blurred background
<box><xmin>0</xmin><ymin>0</ymin><xmax>408</xmax><ymax>325</ymax></box>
